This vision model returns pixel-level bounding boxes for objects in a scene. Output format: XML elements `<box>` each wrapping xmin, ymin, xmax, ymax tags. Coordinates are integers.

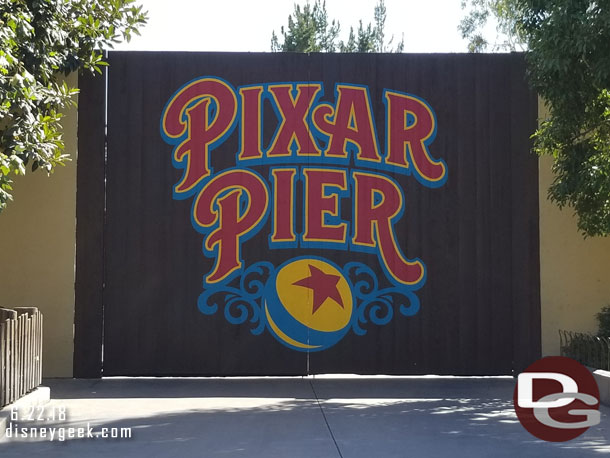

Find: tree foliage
<box><xmin>0</xmin><ymin>0</ymin><xmax>146</xmax><ymax>212</ymax></box>
<box><xmin>271</xmin><ymin>0</ymin><xmax>404</xmax><ymax>53</ymax></box>
<box><xmin>460</xmin><ymin>0</ymin><xmax>610</xmax><ymax>237</ymax></box>
<box><xmin>458</xmin><ymin>0</ymin><xmax>524</xmax><ymax>52</ymax></box>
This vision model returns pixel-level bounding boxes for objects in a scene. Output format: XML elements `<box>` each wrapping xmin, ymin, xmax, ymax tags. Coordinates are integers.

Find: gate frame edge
<box><xmin>510</xmin><ymin>53</ymin><xmax>542</xmax><ymax>375</ymax></box>
<box><xmin>73</xmin><ymin>65</ymin><xmax>106</xmax><ymax>378</ymax></box>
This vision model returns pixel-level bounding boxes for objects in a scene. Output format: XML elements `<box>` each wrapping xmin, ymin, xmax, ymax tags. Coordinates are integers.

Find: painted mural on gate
<box><xmin>160</xmin><ymin>77</ymin><xmax>447</xmax><ymax>351</ymax></box>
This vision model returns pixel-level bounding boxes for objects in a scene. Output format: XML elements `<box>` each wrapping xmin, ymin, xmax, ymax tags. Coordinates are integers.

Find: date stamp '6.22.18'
<box><xmin>11</xmin><ymin>405</ymin><xmax>67</xmax><ymax>422</ymax></box>
<box><xmin>4</xmin><ymin>406</ymin><xmax>132</xmax><ymax>442</ymax></box>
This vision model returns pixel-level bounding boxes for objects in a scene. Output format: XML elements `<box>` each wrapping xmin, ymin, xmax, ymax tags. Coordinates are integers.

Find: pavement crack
<box><xmin>309</xmin><ymin>379</ymin><xmax>344</xmax><ymax>458</ymax></box>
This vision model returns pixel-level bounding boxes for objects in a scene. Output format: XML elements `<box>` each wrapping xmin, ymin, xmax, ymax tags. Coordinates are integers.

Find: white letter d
<box><xmin>517</xmin><ymin>372</ymin><xmax>578</xmax><ymax>409</ymax></box>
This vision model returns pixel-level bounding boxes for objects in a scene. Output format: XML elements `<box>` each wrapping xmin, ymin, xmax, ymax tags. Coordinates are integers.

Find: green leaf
<box><xmin>0</xmin><ymin>0</ymin><xmax>147</xmax><ymax>214</ymax></box>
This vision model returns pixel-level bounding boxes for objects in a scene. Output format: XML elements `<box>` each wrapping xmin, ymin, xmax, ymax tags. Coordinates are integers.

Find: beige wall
<box><xmin>0</xmin><ymin>73</ymin><xmax>77</xmax><ymax>377</ymax></box>
<box><xmin>539</xmin><ymin>100</ymin><xmax>610</xmax><ymax>356</ymax></box>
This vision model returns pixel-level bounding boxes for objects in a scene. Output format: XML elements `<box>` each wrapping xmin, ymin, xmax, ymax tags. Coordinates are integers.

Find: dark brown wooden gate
<box><xmin>74</xmin><ymin>52</ymin><xmax>540</xmax><ymax>377</ymax></box>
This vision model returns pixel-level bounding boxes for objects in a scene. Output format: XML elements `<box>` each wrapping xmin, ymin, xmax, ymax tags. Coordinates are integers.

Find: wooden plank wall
<box><xmin>76</xmin><ymin>52</ymin><xmax>540</xmax><ymax>376</ymax></box>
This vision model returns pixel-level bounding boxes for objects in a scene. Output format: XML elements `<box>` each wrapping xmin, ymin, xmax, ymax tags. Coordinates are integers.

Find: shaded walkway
<box><xmin>1</xmin><ymin>376</ymin><xmax>608</xmax><ymax>457</ymax></box>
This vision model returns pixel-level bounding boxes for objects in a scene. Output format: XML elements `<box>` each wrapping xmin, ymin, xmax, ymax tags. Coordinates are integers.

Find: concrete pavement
<box><xmin>1</xmin><ymin>376</ymin><xmax>609</xmax><ymax>457</ymax></box>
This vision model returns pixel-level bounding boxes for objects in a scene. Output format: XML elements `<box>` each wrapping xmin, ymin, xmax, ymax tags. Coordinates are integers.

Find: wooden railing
<box><xmin>0</xmin><ymin>307</ymin><xmax>43</xmax><ymax>408</ymax></box>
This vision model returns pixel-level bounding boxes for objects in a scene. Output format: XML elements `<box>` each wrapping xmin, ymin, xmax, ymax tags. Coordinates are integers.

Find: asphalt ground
<box><xmin>1</xmin><ymin>376</ymin><xmax>609</xmax><ymax>457</ymax></box>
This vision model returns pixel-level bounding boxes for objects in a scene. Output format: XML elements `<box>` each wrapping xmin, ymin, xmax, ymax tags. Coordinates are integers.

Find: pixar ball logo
<box><xmin>265</xmin><ymin>258</ymin><xmax>353</xmax><ymax>351</ymax></box>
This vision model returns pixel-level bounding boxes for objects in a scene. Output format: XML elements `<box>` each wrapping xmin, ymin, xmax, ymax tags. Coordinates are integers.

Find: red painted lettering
<box><xmin>194</xmin><ymin>170</ymin><xmax>268</xmax><ymax>283</ymax></box>
<box><xmin>238</xmin><ymin>86</ymin><xmax>264</xmax><ymax>160</ymax></box>
<box><xmin>303</xmin><ymin>168</ymin><xmax>347</xmax><ymax>243</ymax></box>
<box><xmin>162</xmin><ymin>78</ymin><xmax>237</xmax><ymax>193</ymax></box>
<box><xmin>267</xmin><ymin>84</ymin><xmax>321</xmax><ymax>156</ymax></box>
<box><xmin>385</xmin><ymin>91</ymin><xmax>446</xmax><ymax>184</ymax></box>
<box><xmin>270</xmin><ymin>168</ymin><xmax>297</xmax><ymax>243</ymax></box>
<box><xmin>353</xmin><ymin>171</ymin><xmax>424</xmax><ymax>285</ymax></box>
<box><xmin>313</xmin><ymin>85</ymin><xmax>381</xmax><ymax>162</ymax></box>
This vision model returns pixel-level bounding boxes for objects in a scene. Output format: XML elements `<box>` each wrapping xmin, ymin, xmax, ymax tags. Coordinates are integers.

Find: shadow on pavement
<box><xmin>0</xmin><ymin>377</ymin><xmax>608</xmax><ymax>458</ymax></box>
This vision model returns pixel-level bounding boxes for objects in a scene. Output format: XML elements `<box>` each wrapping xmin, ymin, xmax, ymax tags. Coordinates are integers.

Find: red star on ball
<box><xmin>292</xmin><ymin>264</ymin><xmax>344</xmax><ymax>314</ymax></box>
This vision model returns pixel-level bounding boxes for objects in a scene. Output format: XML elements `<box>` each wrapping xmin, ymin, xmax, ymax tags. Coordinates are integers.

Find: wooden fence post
<box><xmin>0</xmin><ymin>319</ymin><xmax>6</xmax><ymax>406</ymax></box>
<box><xmin>0</xmin><ymin>307</ymin><xmax>43</xmax><ymax>408</ymax></box>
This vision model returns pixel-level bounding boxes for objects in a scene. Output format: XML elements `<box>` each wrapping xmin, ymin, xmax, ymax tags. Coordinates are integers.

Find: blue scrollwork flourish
<box><xmin>197</xmin><ymin>262</ymin><xmax>275</xmax><ymax>335</ymax></box>
<box><xmin>197</xmin><ymin>259</ymin><xmax>421</xmax><ymax>341</ymax></box>
<box><xmin>345</xmin><ymin>262</ymin><xmax>420</xmax><ymax>336</ymax></box>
